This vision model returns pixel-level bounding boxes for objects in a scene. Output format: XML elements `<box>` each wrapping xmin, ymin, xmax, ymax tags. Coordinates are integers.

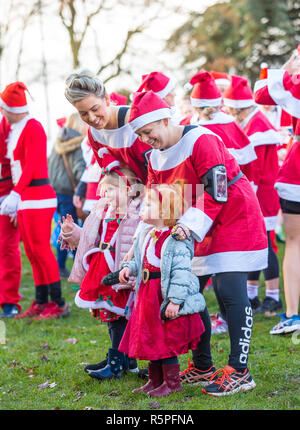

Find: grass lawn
<box><xmin>0</xmin><ymin>241</ymin><xmax>299</xmax><ymax>411</ymax></box>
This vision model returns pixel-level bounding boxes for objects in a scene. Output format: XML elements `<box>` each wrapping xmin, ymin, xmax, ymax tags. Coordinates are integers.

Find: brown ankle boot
<box><xmin>132</xmin><ymin>362</ymin><xmax>163</xmax><ymax>394</ymax></box>
<box><xmin>148</xmin><ymin>363</ymin><xmax>182</xmax><ymax>398</ymax></box>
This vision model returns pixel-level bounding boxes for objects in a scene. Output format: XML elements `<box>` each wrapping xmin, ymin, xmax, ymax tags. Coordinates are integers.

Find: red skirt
<box><xmin>79</xmin><ymin>219</ymin><xmax>130</xmax><ymax>322</ymax></box>
<box><xmin>119</xmin><ymin>276</ymin><xmax>204</xmax><ymax>360</ymax></box>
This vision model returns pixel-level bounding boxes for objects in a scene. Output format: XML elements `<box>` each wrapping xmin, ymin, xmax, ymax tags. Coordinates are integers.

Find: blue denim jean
<box><xmin>56</xmin><ymin>193</ymin><xmax>78</xmax><ymax>269</ymax></box>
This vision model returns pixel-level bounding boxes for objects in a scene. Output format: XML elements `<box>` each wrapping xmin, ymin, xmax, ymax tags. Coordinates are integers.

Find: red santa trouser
<box><xmin>17</xmin><ymin>207</ymin><xmax>60</xmax><ymax>286</ymax></box>
<box><xmin>0</xmin><ymin>214</ymin><xmax>22</xmax><ymax>310</ymax></box>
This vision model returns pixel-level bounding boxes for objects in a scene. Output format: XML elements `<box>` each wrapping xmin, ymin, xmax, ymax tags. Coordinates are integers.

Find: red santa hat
<box><xmin>110</xmin><ymin>92</ymin><xmax>128</xmax><ymax>106</ymax></box>
<box><xmin>184</xmin><ymin>69</ymin><xmax>222</xmax><ymax>107</ymax></box>
<box><xmin>259</xmin><ymin>63</ymin><xmax>268</xmax><ymax>80</ymax></box>
<box><xmin>129</xmin><ymin>91</ymin><xmax>171</xmax><ymax>132</ymax></box>
<box><xmin>223</xmin><ymin>75</ymin><xmax>254</xmax><ymax>108</ymax></box>
<box><xmin>0</xmin><ymin>82</ymin><xmax>30</xmax><ymax>113</ymax></box>
<box><xmin>136</xmin><ymin>72</ymin><xmax>175</xmax><ymax>99</ymax></box>
<box><xmin>210</xmin><ymin>70</ymin><xmax>231</xmax><ymax>87</ymax></box>
<box><xmin>56</xmin><ymin>117</ymin><xmax>67</xmax><ymax>128</ymax></box>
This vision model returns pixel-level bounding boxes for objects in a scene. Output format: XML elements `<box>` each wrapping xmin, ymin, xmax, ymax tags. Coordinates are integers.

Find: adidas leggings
<box><xmin>247</xmin><ymin>231</ymin><xmax>279</xmax><ymax>281</ymax></box>
<box><xmin>192</xmin><ymin>272</ymin><xmax>253</xmax><ymax>371</ymax></box>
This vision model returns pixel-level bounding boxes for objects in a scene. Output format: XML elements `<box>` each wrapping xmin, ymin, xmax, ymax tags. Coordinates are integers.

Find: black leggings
<box><xmin>108</xmin><ymin>317</ymin><xmax>137</xmax><ymax>368</ymax></box>
<box><xmin>192</xmin><ymin>272</ymin><xmax>253</xmax><ymax>371</ymax></box>
<box><xmin>248</xmin><ymin>231</ymin><xmax>279</xmax><ymax>281</ymax></box>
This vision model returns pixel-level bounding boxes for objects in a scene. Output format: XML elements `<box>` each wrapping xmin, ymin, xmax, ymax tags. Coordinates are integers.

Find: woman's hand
<box><xmin>119</xmin><ymin>267</ymin><xmax>130</xmax><ymax>283</ymax></box>
<box><xmin>165</xmin><ymin>301</ymin><xmax>180</xmax><ymax>319</ymax></box>
<box><xmin>73</xmin><ymin>195</ymin><xmax>83</xmax><ymax>209</ymax></box>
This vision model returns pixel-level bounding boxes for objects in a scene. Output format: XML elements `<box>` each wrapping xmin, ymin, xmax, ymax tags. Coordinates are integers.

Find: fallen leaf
<box><xmin>89</xmin><ymin>340</ymin><xmax>97</xmax><ymax>344</ymax></box>
<box><xmin>41</xmin><ymin>354</ymin><xmax>51</xmax><ymax>362</ymax></box>
<box><xmin>8</xmin><ymin>361</ymin><xmax>22</xmax><ymax>367</ymax></box>
<box><xmin>65</xmin><ymin>338</ymin><xmax>79</xmax><ymax>344</ymax></box>
<box><xmin>73</xmin><ymin>391</ymin><xmax>86</xmax><ymax>402</ymax></box>
<box><xmin>49</xmin><ymin>382</ymin><xmax>57</xmax><ymax>388</ymax></box>
<box><xmin>38</xmin><ymin>381</ymin><xmax>51</xmax><ymax>389</ymax></box>
<box><xmin>83</xmin><ymin>407</ymin><xmax>93</xmax><ymax>410</ymax></box>
<box><xmin>149</xmin><ymin>401</ymin><xmax>160</xmax><ymax>409</ymax></box>
<box><xmin>107</xmin><ymin>390</ymin><xmax>119</xmax><ymax>397</ymax></box>
<box><xmin>40</xmin><ymin>341</ymin><xmax>50</xmax><ymax>351</ymax></box>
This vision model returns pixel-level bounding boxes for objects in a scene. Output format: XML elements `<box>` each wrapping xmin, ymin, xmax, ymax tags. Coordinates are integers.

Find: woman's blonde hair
<box><xmin>195</xmin><ymin>106</ymin><xmax>219</xmax><ymax>121</ymax></box>
<box><xmin>65</xmin><ymin>69</ymin><xmax>106</xmax><ymax>104</ymax></box>
<box><xmin>65</xmin><ymin>112</ymin><xmax>86</xmax><ymax>135</ymax></box>
<box><xmin>147</xmin><ymin>181</ymin><xmax>186</xmax><ymax>227</ymax></box>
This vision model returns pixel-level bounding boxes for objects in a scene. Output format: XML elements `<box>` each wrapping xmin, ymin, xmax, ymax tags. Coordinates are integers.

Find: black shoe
<box><xmin>249</xmin><ymin>296</ymin><xmax>261</xmax><ymax>314</ymax></box>
<box><xmin>84</xmin><ymin>356</ymin><xmax>108</xmax><ymax>373</ymax></box>
<box><xmin>88</xmin><ymin>348</ymin><xmax>128</xmax><ymax>380</ymax></box>
<box><xmin>0</xmin><ymin>304</ymin><xmax>19</xmax><ymax>318</ymax></box>
<box><xmin>258</xmin><ymin>296</ymin><xmax>283</xmax><ymax>314</ymax></box>
<box><xmin>138</xmin><ymin>368</ymin><xmax>149</xmax><ymax>379</ymax></box>
<box><xmin>59</xmin><ymin>267</ymin><xmax>70</xmax><ymax>278</ymax></box>
<box><xmin>85</xmin><ymin>355</ymin><xmax>138</xmax><ymax>374</ymax></box>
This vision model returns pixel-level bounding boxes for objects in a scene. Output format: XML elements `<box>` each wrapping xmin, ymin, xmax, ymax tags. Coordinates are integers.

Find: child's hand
<box><xmin>171</xmin><ymin>224</ymin><xmax>191</xmax><ymax>241</ymax></box>
<box><xmin>119</xmin><ymin>267</ymin><xmax>130</xmax><ymax>283</ymax></box>
<box><xmin>165</xmin><ymin>301</ymin><xmax>180</xmax><ymax>319</ymax></box>
<box><xmin>59</xmin><ymin>214</ymin><xmax>74</xmax><ymax>234</ymax></box>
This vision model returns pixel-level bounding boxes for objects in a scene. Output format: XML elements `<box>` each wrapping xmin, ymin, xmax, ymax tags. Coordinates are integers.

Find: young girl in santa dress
<box><xmin>118</xmin><ymin>184</ymin><xmax>206</xmax><ymax>398</ymax></box>
<box><xmin>59</xmin><ymin>167</ymin><xmax>143</xmax><ymax>380</ymax></box>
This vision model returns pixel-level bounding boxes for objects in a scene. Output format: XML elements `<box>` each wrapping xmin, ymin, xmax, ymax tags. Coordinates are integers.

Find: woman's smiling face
<box><xmin>74</xmin><ymin>94</ymin><xmax>110</xmax><ymax>129</ymax></box>
<box><xmin>135</xmin><ymin>119</ymin><xmax>169</xmax><ymax>150</ymax></box>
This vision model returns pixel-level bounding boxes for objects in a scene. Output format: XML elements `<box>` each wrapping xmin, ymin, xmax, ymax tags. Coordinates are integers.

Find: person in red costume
<box><xmin>0</xmin><ymin>82</ymin><xmax>69</xmax><ymax>320</ymax></box>
<box><xmin>64</xmin><ymin>70</ymin><xmax>151</xmax><ymax>186</ymax></box>
<box><xmin>253</xmin><ymin>48</ymin><xmax>300</xmax><ymax>335</ymax></box>
<box><xmin>0</xmin><ymin>110</ymin><xmax>22</xmax><ymax>318</ymax></box>
<box><xmin>223</xmin><ymin>75</ymin><xmax>282</xmax><ymax>315</ymax></box>
<box><xmin>183</xmin><ymin>70</ymin><xmax>258</xmax><ymax>335</ymax></box>
<box><xmin>128</xmin><ymin>90</ymin><xmax>267</xmax><ymax>397</ymax></box>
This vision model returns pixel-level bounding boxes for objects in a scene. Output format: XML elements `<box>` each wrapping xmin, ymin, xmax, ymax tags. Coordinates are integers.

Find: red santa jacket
<box><xmin>254</xmin><ymin>69</ymin><xmax>300</xmax><ymax>202</ymax></box>
<box><xmin>88</xmin><ymin>123</ymin><xmax>151</xmax><ymax>185</ymax></box>
<box><xmin>239</xmin><ymin>108</ymin><xmax>281</xmax><ymax>230</ymax></box>
<box><xmin>197</xmin><ymin>111</ymin><xmax>257</xmax><ymax>169</ymax></box>
<box><xmin>7</xmin><ymin>115</ymin><xmax>57</xmax><ymax>210</ymax></box>
<box><xmin>0</xmin><ymin>114</ymin><xmax>14</xmax><ymax>198</ymax></box>
<box><xmin>147</xmin><ymin>125</ymin><xmax>268</xmax><ymax>276</ymax></box>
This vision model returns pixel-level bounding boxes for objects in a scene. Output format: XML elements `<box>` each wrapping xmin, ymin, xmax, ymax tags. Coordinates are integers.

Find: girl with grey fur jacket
<box><xmin>118</xmin><ymin>184</ymin><xmax>206</xmax><ymax>398</ymax></box>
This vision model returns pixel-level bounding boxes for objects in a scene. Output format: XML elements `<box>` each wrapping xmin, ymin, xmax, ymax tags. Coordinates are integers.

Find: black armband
<box><xmin>201</xmin><ymin>165</ymin><xmax>228</xmax><ymax>203</ymax></box>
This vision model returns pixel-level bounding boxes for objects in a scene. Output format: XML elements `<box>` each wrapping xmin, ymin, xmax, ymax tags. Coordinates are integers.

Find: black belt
<box><xmin>29</xmin><ymin>178</ymin><xmax>50</xmax><ymax>186</ymax></box>
<box><xmin>99</xmin><ymin>242</ymin><xmax>115</xmax><ymax>252</ymax></box>
<box><xmin>142</xmin><ymin>269</ymin><xmax>161</xmax><ymax>283</ymax></box>
<box><xmin>0</xmin><ymin>176</ymin><xmax>12</xmax><ymax>183</ymax></box>
<box><xmin>228</xmin><ymin>171</ymin><xmax>243</xmax><ymax>187</ymax></box>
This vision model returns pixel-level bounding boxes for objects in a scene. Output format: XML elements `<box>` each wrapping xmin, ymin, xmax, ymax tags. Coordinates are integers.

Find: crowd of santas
<box><xmin>0</xmin><ymin>49</ymin><xmax>299</xmax><ymax>398</ymax></box>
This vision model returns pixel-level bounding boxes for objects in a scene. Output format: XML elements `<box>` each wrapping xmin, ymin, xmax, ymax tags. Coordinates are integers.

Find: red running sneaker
<box><xmin>34</xmin><ymin>302</ymin><xmax>70</xmax><ymax>320</ymax></box>
<box><xmin>14</xmin><ymin>301</ymin><xmax>47</xmax><ymax>319</ymax></box>
<box><xmin>180</xmin><ymin>358</ymin><xmax>216</xmax><ymax>387</ymax></box>
<box><xmin>202</xmin><ymin>365</ymin><xmax>256</xmax><ymax>396</ymax></box>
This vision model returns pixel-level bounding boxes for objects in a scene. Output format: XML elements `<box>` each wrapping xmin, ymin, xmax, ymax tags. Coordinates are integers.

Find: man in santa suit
<box><xmin>0</xmin><ymin>82</ymin><xmax>69</xmax><ymax>320</ymax></box>
<box><xmin>128</xmin><ymin>90</ymin><xmax>267</xmax><ymax>396</ymax></box>
<box><xmin>223</xmin><ymin>75</ymin><xmax>282</xmax><ymax>315</ymax></box>
<box><xmin>253</xmin><ymin>49</ymin><xmax>300</xmax><ymax>335</ymax></box>
<box><xmin>0</xmin><ymin>110</ymin><xmax>22</xmax><ymax>317</ymax></box>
